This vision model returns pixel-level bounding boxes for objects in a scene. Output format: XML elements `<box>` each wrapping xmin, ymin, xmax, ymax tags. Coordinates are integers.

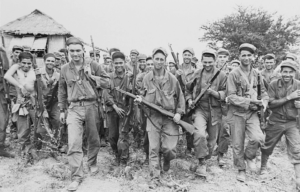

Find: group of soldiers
<box><xmin>1</xmin><ymin>37</ymin><xmax>300</xmax><ymax>191</ymax></box>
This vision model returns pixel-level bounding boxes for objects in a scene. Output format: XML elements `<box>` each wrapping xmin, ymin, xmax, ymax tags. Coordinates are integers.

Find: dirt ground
<box><xmin>0</xmin><ymin>136</ymin><xmax>298</xmax><ymax>192</ymax></box>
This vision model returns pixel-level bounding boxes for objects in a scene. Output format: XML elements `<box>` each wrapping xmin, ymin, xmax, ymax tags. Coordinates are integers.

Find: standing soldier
<box><xmin>260</xmin><ymin>60</ymin><xmax>300</xmax><ymax>189</ymax></box>
<box><xmin>40</xmin><ymin>53</ymin><xmax>60</xmax><ymax>139</ymax></box>
<box><xmin>125</xmin><ymin>49</ymin><xmax>139</xmax><ymax>72</ymax></box>
<box><xmin>176</xmin><ymin>47</ymin><xmax>196</xmax><ymax>155</ymax></box>
<box><xmin>103</xmin><ymin>55</ymin><xmax>114</xmax><ymax>73</ymax></box>
<box><xmin>168</xmin><ymin>61</ymin><xmax>177</xmax><ymax>75</ymax></box>
<box><xmin>0</xmin><ymin>46</ymin><xmax>14</xmax><ymax>157</ymax></box>
<box><xmin>90</xmin><ymin>49</ymin><xmax>100</xmax><ymax>63</ymax></box>
<box><xmin>136</xmin><ymin>47</ymin><xmax>185</xmax><ymax>183</ymax></box>
<box><xmin>261</xmin><ymin>54</ymin><xmax>279</xmax><ymax>86</ymax></box>
<box><xmin>216</xmin><ymin>48</ymin><xmax>230</xmax><ymax>69</ymax></box>
<box><xmin>58</xmin><ymin>37</ymin><xmax>110</xmax><ymax>191</ymax></box>
<box><xmin>105</xmin><ymin>51</ymin><xmax>133</xmax><ymax>166</ymax></box>
<box><xmin>54</xmin><ymin>52</ymin><xmax>62</xmax><ymax>71</ymax></box>
<box><xmin>226</xmin><ymin>43</ymin><xmax>268</xmax><ymax>182</ymax></box>
<box><xmin>9</xmin><ymin>45</ymin><xmax>23</xmax><ymax>139</ymax></box>
<box><xmin>186</xmin><ymin>49</ymin><xmax>227</xmax><ymax>176</ymax></box>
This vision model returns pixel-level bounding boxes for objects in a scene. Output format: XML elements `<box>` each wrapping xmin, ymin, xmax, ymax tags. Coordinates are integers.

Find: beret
<box><xmin>130</xmin><ymin>49</ymin><xmax>139</xmax><ymax>55</ymax></box>
<box><xmin>183</xmin><ymin>47</ymin><xmax>195</xmax><ymax>55</ymax></box>
<box><xmin>66</xmin><ymin>37</ymin><xmax>83</xmax><ymax>46</ymax></box>
<box><xmin>152</xmin><ymin>47</ymin><xmax>168</xmax><ymax>58</ymax></box>
<box><xmin>19</xmin><ymin>52</ymin><xmax>33</xmax><ymax>61</ymax></box>
<box><xmin>202</xmin><ymin>49</ymin><xmax>216</xmax><ymax>58</ymax></box>
<box><xmin>264</xmin><ymin>53</ymin><xmax>276</xmax><ymax>59</ymax></box>
<box><xmin>12</xmin><ymin>45</ymin><xmax>23</xmax><ymax>51</ymax></box>
<box><xmin>138</xmin><ymin>54</ymin><xmax>147</xmax><ymax>60</ymax></box>
<box><xmin>217</xmin><ymin>48</ymin><xmax>230</xmax><ymax>56</ymax></box>
<box><xmin>239</xmin><ymin>43</ymin><xmax>256</xmax><ymax>54</ymax></box>
<box><xmin>281</xmin><ymin>60</ymin><xmax>298</xmax><ymax>71</ymax></box>
<box><xmin>286</xmin><ymin>53</ymin><xmax>297</xmax><ymax>61</ymax></box>
<box><xmin>109</xmin><ymin>48</ymin><xmax>120</xmax><ymax>56</ymax></box>
<box><xmin>22</xmin><ymin>46</ymin><xmax>31</xmax><ymax>51</ymax></box>
<box><xmin>112</xmin><ymin>51</ymin><xmax>125</xmax><ymax>61</ymax></box>
<box><xmin>43</xmin><ymin>53</ymin><xmax>56</xmax><ymax>61</ymax></box>
<box><xmin>230</xmin><ymin>59</ymin><xmax>241</xmax><ymax>65</ymax></box>
<box><xmin>146</xmin><ymin>56</ymin><xmax>152</xmax><ymax>61</ymax></box>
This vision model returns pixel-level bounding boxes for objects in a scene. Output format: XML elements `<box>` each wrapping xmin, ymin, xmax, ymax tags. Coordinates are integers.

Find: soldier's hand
<box><xmin>176</xmin><ymin>69</ymin><xmax>183</xmax><ymax>76</ymax></box>
<box><xmin>295</xmin><ymin>100</ymin><xmax>300</xmax><ymax>109</ymax></box>
<box><xmin>173</xmin><ymin>113</ymin><xmax>181</xmax><ymax>124</ymax></box>
<box><xmin>84</xmin><ymin>65</ymin><xmax>92</xmax><ymax>76</ymax></box>
<box><xmin>134</xmin><ymin>95</ymin><xmax>142</xmax><ymax>104</ymax></box>
<box><xmin>287</xmin><ymin>90</ymin><xmax>300</xmax><ymax>100</ymax></box>
<box><xmin>251</xmin><ymin>99</ymin><xmax>262</xmax><ymax>106</ymax></box>
<box><xmin>113</xmin><ymin>104</ymin><xmax>126</xmax><ymax>118</ymax></box>
<box><xmin>19</xmin><ymin>85</ymin><xmax>28</xmax><ymax>96</ymax></box>
<box><xmin>188</xmin><ymin>99</ymin><xmax>195</xmax><ymax>109</ymax></box>
<box><xmin>60</xmin><ymin>112</ymin><xmax>66</xmax><ymax>124</ymax></box>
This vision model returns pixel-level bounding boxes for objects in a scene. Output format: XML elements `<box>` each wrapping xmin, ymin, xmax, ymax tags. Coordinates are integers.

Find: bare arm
<box><xmin>4</xmin><ymin>64</ymin><xmax>22</xmax><ymax>89</ymax></box>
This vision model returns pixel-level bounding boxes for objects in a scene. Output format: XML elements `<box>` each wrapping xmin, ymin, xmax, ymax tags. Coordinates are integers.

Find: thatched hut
<box><xmin>0</xmin><ymin>9</ymin><xmax>72</xmax><ymax>66</ymax></box>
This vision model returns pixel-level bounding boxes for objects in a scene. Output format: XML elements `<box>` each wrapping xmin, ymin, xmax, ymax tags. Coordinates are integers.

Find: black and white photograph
<box><xmin>0</xmin><ymin>0</ymin><xmax>300</xmax><ymax>191</ymax></box>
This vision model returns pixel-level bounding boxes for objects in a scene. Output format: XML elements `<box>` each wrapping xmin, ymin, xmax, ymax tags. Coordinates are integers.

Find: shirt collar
<box><xmin>278</xmin><ymin>78</ymin><xmax>294</xmax><ymax>88</ymax></box>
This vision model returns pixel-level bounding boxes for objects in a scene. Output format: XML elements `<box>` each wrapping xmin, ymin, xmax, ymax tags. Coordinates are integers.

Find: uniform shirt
<box><xmin>102</xmin><ymin>63</ymin><xmax>114</xmax><ymax>73</ymax></box>
<box><xmin>261</xmin><ymin>69</ymin><xmax>280</xmax><ymax>84</ymax></box>
<box><xmin>125</xmin><ymin>61</ymin><xmax>134</xmax><ymax>73</ymax></box>
<box><xmin>105</xmin><ymin>71</ymin><xmax>133</xmax><ymax>111</ymax></box>
<box><xmin>186</xmin><ymin>67</ymin><xmax>227</xmax><ymax>109</ymax></box>
<box><xmin>176</xmin><ymin>65</ymin><xmax>195</xmax><ymax>93</ymax></box>
<box><xmin>58</xmin><ymin>58</ymin><xmax>110</xmax><ymax>110</ymax></box>
<box><xmin>40</xmin><ymin>67</ymin><xmax>60</xmax><ymax>100</ymax></box>
<box><xmin>268</xmin><ymin>79</ymin><xmax>300</xmax><ymax>123</ymax></box>
<box><xmin>226</xmin><ymin>66</ymin><xmax>269</xmax><ymax>112</ymax></box>
<box><xmin>141</xmin><ymin>70</ymin><xmax>185</xmax><ymax>115</ymax></box>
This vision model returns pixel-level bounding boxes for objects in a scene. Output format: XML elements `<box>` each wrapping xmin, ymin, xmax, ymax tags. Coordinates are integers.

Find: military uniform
<box><xmin>141</xmin><ymin>47</ymin><xmax>185</xmax><ymax>178</ymax></box>
<box><xmin>58</xmin><ymin>37</ymin><xmax>110</xmax><ymax>183</ymax></box>
<box><xmin>125</xmin><ymin>49</ymin><xmax>139</xmax><ymax>73</ymax></box>
<box><xmin>226</xmin><ymin>44</ymin><xmax>269</xmax><ymax>181</ymax></box>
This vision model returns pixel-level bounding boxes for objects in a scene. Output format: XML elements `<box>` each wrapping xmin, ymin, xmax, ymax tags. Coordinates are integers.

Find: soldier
<box><xmin>136</xmin><ymin>47</ymin><xmax>185</xmax><ymax>183</ymax></box>
<box><xmin>191</xmin><ymin>57</ymin><xmax>198</xmax><ymax>69</ymax></box>
<box><xmin>40</xmin><ymin>53</ymin><xmax>60</xmax><ymax>139</ymax></box>
<box><xmin>0</xmin><ymin>46</ymin><xmax>14</xmax><ymax>158</ymax></box>
<box><xmin>261</xmin><ymin>54</ymin><xmax>279</xmax><ymax>85</ymax></box>
<box><xmin>58</xmin><ymin>37</ymin><xmax>110</xmax><ymax>191</ymax></box>
<box><xmin>22</xmin><ymin>46</ymin><xmax>31</xmax><ymax>53</ymax></box>
<box><xmin>4</xmin><ymin>52</ymin><xmax>47</xmax><ymax>156</ymax></box>
<box><xmin>105</xmin><ymin>51</ymin><xmax>133</xmax><ymax>166</ymax></box>
<box><xmin>226</xmin><ymin>43</ymin><xmax>269</xmax><ymax>182</ymax></box>
<box><xmin>186</xmin><ymin>49</ymin><xmax>227</xmax><ymax>176</ymax></box>
<box><xmin>216</xmin><ymin>48</ymin><xmax>230</xmax><ymax>69</ymax></box>
<box><xmin>103</xmin><ymin>55</ymin><xmax>114</xmax><ymax>73</ymax></box>
<box><xmin>230</xmin><ymin>60</ymin><xmax>240</xmax><ymax>69</ymax></box>
<box><xmin>9</xmin><ymin>45</ymin><xmax>24</xmax><ymax>139</ymax></box>
<box><xmin>176</xmin><ymin>47</ymin><xmax>196</xmax><ymax>155</ymax></box>
<box><xmin>168</xmin><ymin>61</ymin><xmax>177</xmax><ymax>75</ymax></box>
<box><xmin>260</xmin><ymin>60</ymin><xmax>300</xmax><ymax>189</ymax></box>
<box><xmin>125</xmin><ymin>49</ymin><xmax>139</xmax><ymax>72</ymax></box>
<box><xmin>59</xmin><ymin>48</ymin><xmax>69</xmax><ymax>64</ymax></box>
<box><xmin>108</xmin><ymin>48</ymin><xmax>120</xmax><ymax>57</ymax></box>
<box><xmin>54</xmin><ymin>52</ymin><xmax>62</xmax><ymax>71</ymax></box>
<box><xmin>90</xmin><ymin>49</ymin><xmax>100</xmax><ymax>63</ymax></box>
<box><xmin>146</xmin><ymin>56</ymin><xmax>154</xmax><ymax>71</ymax></box>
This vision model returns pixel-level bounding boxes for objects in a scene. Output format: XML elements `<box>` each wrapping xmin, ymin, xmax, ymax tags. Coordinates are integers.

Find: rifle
<box><xmin>187</xmin><ymin>62</ymin><xmax>227</xmax><ymax>116</ymax></box>
<box><xmin>0</xmin><ymin>44</ymin><xmax>10</xmax><ymax>108</ymax></box>
<box><xmin>121</xmin><ymin>59</ymin><xmax>138</xmax><ymax>131</ymax></box>
<box><xmin>168</xmin><ymin>44</ymin><xmax>180</xmax><ymax>70</ymax></box>
<box><xmin>32</xmin><ymin>54</ymin><xmax>56</xmax><ymax>146</ymax></box>
<box><xmin>1</xmin><ymin>32</ymin><xmax>5</xmax><ymax>47</ymax></box>
<box><xmin>115</xmin><ymin>87</ymin><xmax>196</xmax><ymax>134</ymax></box>
<box><xmin>89</xmin><ymin>36</ymin><xmax>106</xmax><ymax>129</ymax></box>
<box><xmin>257</xmin><ymin>72</ymin><xmax>266</xmax><ymax>130</ymax></box>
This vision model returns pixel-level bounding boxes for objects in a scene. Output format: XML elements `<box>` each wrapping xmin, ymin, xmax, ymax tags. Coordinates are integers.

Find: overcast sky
<box><xmin>0</xmin><ymin>0</ymin><xmax>299</xmax><ymax>60</ymax></box>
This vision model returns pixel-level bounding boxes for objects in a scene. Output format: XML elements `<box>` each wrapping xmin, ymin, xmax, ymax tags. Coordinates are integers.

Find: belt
<box><xmin>70</xmin><ymin>100</ymin><xmax>96</xmax><ymax>106</ymax></box>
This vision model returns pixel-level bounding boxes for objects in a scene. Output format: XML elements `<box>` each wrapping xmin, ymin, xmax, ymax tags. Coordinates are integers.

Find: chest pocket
<box><xmin>144</xmin><ymin>89</ymin><xmax>156</xmax><ymax>104</ymax></box>
<box><xmin>162</xmin><ymin>90</ymin><xmax>176</xmax><ymax>111</ymax></box>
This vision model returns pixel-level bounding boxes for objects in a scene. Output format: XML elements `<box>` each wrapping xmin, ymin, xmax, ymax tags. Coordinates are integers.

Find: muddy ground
<box><xmin>0</xmin><ymin>136</ymin><xmax>298</xmax><ymax>192</ymax></box>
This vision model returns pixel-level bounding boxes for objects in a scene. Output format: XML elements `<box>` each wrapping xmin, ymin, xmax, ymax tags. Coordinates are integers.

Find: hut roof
<box><xmin>0</xmin><ymin>9</ymin><xmax>71</xmax><ymax>36</ymax></box>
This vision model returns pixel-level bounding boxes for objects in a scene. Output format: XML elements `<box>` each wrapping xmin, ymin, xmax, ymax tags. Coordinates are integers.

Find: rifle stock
<box><xmin>115</xmin><ymin>87</ymin><xmax>196</xmax><ymax>134</ymax></box>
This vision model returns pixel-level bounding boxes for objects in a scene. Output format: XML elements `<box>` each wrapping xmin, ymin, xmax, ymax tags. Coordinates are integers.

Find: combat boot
<box><xmin>218</xmin><ymin>153</ymin><xmax>226</xmax><ymax>167</ymax></box>
<box><xmin>163</xmin><ymin>158</ymin><xmax>170</xmax><ymax>172</ymax></box>
<box><xmin>236</xmin><ymin>170</ymin><xmax>246</xmax><ymax>182</ymax></box>
<box><xmin>260</xmin><ymin>153</ymin><xmax>269</xmax><ymax>175</ymax></box>
<box><xmin>246</xmin><ymin>157</ymin><xmax>257</xmax><ymax>172</ymax></box>
<box><xmin>195</xmin><ymin>158</ymin><xmax>207</xmax><ymax>177</ymax></box>
<box><xmin>0</xmin><ymin>145</ymin><xmax>15</xmax><ymax>158</ymax></box>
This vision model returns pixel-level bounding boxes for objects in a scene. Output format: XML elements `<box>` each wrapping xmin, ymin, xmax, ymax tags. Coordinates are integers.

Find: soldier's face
<box><xmin>138</xmin><ymin>59</ymin><xmax>146</xmax><ymax>70</ymax></box>
<box><xmin>69</xmin><ymin>44</ymin><xmax>84</xmax><ymax>62</ymax></box>
<box><xmin>20</xmin><ymin>58</ymin><xmax>32</xmax><ymax>72</ymax></box>
<box><xmin>183</xmin><ymin>51</ymin><xmax>193</xmax><ymax>64</ymax></box>
<box><xmin>281</xmin><ymin>67</ymin><xmax>295</xmax><ymax>83</ymax></box>
<box><xmin>264</xmin><ymin>59</ymin><xmax>275</xmax><ymax>70</ymax></box>
<box><xmin>106</xmin><ymin>58</ymin><xmax>112</xmax><ymax>65</ymax></box>
<box><xmin>113</xmin><ymin>58</ymin><xmax>125</xmax><ymax>73</ymax></box>
<box><xmin>153</xmin><ymin>53</ymin><xmax>166</xmax><ymax>70</ymax></box>
<box><xmin>239</xmin><ymin>50</ymin><xmax>254</xmax><ymax>66</ymax></box>
<box><xmin>13</xmin><ymin>49</ymin><xmax>22</xmax><ymax>59</ymax></box>
<box><xmin>45</xmin><ymin>57</ymin><xmax>55</xmax><ymax>70</ymax></box>
<box><xmin>202</xmin><ymin>56</ymin><xmax>215</xmax><ymax>72</ymax></box>
<box><xmin>217</xmin><ymin>55</ymin><xmax>229</xmax><ymax>65</ymax></box>
<box><xmin>169</xmin><ymin>65</ymin><xmax>176</xmax><ymax>75</ymax></box>
<box><xmin>130</xmin><ymin>53</ymin><xmax>138</xmax><ymax>62</ymax></box>
<box><xmin>146</xmin><ymin>59</ymin><xmax>154</xmax><ymax>71</ymax></box>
